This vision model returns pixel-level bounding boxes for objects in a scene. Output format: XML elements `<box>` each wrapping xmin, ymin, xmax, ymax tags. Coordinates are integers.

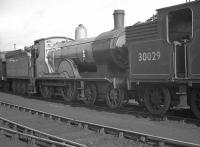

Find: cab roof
<box><xmin>157</xmin><ymin>0</ymin><xmax>200</xmax><ymax>12</ymax></box>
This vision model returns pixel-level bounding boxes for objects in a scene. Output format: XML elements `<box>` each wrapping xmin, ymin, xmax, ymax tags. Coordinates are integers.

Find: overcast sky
<box><xmin>0</xmin><ymin>0</ymin><xmax>187</xmax><ymax>51</ymax></box>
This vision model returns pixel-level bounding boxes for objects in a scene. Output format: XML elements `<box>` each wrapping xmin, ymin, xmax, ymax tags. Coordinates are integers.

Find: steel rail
<box><xmin>83</xmin><ymin>102</ymin><xmax>200</xmax><ymax>126</ymax></box>
<box><xmin>0</xmin><ymin>126</ymin><xmax>79</xmax><ymax>147</ymax></box>
<box><xmin>0</xmin><ymin>116</ymin><xmax>86</xmax><ymax>147</ymax></box>
<box><xmin>0</xmin><ymin>100</ymin><xmax>200</xmax><ymax>147</ymax></box>
<box><xmin>30</xmin><ymin>93</ymin><xmax>200</xmax><ymax>126</ymax></box>
<box><xmin>2</xmin><ymin>91</ymin><xmax>200</xmax><ymax>126</ymax></box>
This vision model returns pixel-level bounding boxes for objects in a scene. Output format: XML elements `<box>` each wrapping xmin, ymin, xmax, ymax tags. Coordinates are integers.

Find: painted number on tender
<box><xmin>138</xmin><ymin>51</ymin><xmax>160</xmax><ymax>62</ymax></box>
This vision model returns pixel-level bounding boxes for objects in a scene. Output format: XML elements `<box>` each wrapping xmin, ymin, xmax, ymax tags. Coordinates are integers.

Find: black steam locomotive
<box><xmin>0</xmin><ymin>1</ymin><xmax>200</xmax><ymax>119</ymax></box>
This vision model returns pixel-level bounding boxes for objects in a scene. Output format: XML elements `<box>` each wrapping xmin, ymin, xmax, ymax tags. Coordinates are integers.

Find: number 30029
<box><xmin>138</xmin><ymin>51</ymin><xmax>160</xmax><ymax>62</ymax></box>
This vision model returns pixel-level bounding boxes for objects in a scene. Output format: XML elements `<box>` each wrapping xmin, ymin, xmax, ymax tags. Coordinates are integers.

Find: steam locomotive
<box><xmin>0</xmin><ymin>1</ymin><xmax>200</xmax><ymax>119</ymax></box>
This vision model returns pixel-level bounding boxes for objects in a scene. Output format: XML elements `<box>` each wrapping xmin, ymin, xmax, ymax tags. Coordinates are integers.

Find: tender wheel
<box><xmin>12</xmin><ymin>81</ymin><xmax>17</xmax><ymax>93</ymax></box>
<box><xmin>61</xmin><ymin>86</ymin><xmax>77</xmax><ymax>102</ymax></box>
<box><xmin>190</xmin><ymin>88</ymin><xmax>200</xmax><ymax>119</ymax></box>
<box><xmin>106</xmin><ymin>85</ymin><xmax>124</xmax><ymax>109</ymax></box>
<box><xmin>144</xmin><ymin>87</ymin><xmax>171</xmax><ymax>115</ymax></box>
<box><xmin>16</xmin><ymin>81</ymin><xmax>21</xmax><ymax>94</ymax></box>
<box><xmin>83</xmin><ymin>83</ymin><xmax>97</xmax><ymax>106</ymax></box>
<box><xmin>3</xmin><ymin>82</ymin><xmax>9</xmax><ymax>92</ymax></box>
<box><xmin>21</xmin><ymin>81</ymin><xmax>26</xmax><ymax>94</ymax></box>
<box><xmin>40</xmin><ymin>86</ymin><xmax>53</xmax><ymax>98</ymax></box>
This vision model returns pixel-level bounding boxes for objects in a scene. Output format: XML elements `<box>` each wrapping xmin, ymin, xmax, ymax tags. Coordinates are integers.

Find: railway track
<box><xmin>30</xmin><ymin>94</ymin><xmax>200</xmax><ymax>126</ymax></box>
<box><xmin>0</xmin><ymin>110</ymin><xmax>86</xmax><ymax>147</ymax></box>
<box><xmin>69</xmin><ymin>101</ymin><xmax>200</xmax><ymax>126</ymax></box>
<box><xmin>0</xmin><ymin>101</ymin><xmax>199</xmax><ymax>147</ymax></box>
<box><xmin>0</xmin><ymin>101</ymin><xmax>137</xmax><ymax>147</ymax></box>
<box><xmin>1</xmin><ymin>90</ymin><xmax>200</xmax><ymax>127</ymax></box>
<box><xmin>0</xmin><ymin>126</ymin><xmax>80</xmax><ymax>147</ymax></box>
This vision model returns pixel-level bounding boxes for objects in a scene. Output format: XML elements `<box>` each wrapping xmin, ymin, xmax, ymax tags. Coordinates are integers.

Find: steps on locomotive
<box><xmin>174</xmin><ymin>86</ymin><xmax>189</xmax><ymax>109</ymax></box>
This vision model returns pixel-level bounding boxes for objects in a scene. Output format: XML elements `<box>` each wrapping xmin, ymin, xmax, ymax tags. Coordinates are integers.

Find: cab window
<box><xmin>168</xmin><ymin>8</ymin><xmax>192</xmax><ymax>43</ymax></box>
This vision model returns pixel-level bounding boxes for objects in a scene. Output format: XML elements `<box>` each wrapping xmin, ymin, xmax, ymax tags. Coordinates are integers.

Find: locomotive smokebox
<box><xmin>113</xmin><ymin>10</ymin><xmax>125</xmax><ymax>29</ymax></box>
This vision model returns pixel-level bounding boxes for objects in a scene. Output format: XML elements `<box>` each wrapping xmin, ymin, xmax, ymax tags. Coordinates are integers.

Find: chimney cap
<box><xmin>113</xmin><ymin>9</ymin><xmax>125</xmax><ymax>29</ymax></box>
<box><xmin>113</xmin><ymin>10</ymin><xmax>125</xmax><ymax>15</ymax></box>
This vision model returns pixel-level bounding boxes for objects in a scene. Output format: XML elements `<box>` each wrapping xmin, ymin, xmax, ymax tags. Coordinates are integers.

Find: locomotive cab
<box><xmin>167</xmin><ymin>8</ymin><xmax>192</xmax><ymax>78</ymax></box>
<box><xmin>158</xmin><ymin>1</ymin><xmax>200</xmax><ymax>80</ymax></box>
<box><xmin>126</xmin><ymin>1</ymin><xmax>200</xmax><ymax>118</ymax></box>
<box><xmin>160</xmin><ymin>1</ymin><xmax>200</xmax><ymax>119</ymax></box>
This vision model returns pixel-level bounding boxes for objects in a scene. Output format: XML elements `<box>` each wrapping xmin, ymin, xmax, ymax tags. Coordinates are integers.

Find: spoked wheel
<box><xmin>189</xmin><ymin>88</ymin><xmax>200</xmax><ymax>119</ymax></box>
<box><xmin>16</xmin><ymin>81</ymin><xmax>21</xmax><ymax>94</ymax></box>
<box><xmin>3</xmin><ymin>82</ymin><xmax>9</xmax><ymax>92</ymax></box>
<box><xmin>61</xmin><ymin>86</ymin><xmax>77</xmax><ymax>102</ymax></box>
<box><xmin>12</xmin><ymin>81</ymin><xmax>17</xmax><ymax>93</ymax></box>
<box><xmin>106</xmin><ymin>85</ymin><xmax>124</xmax><ymax>109</ymax></box>
<box><xmin>144</xmin><ymin>87</ymin><xmax>171</xmax><ymax>115</ymax></box>
<box><xmin>21</xmin><ymin>81</ymin><xmax>26</xmax><ymax>94</ymax></box>
<box><xmin>40</xmin><ymin>86</ymin><xmax>53</xmax><ymax>99</ymax></box>
<box><xmin>83</xmin><ymin>83</ymin><xmax>97</xmax><ymax>106</ymax></box>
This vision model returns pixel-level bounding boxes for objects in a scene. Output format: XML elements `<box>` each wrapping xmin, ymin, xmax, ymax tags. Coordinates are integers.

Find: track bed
<box><xmin>0</xmin><ymin>106</ymin><xmax>136</xmax><ymax>147</ymax></box>
<box><xmin>0</xmin><ymin>133</ymin><xmax>31</xmax><ymax>147</ymax></box>
<box><xmin>0</xmin><ymin>92</ymin><xmax>200</xmax><ymax>145</ymax></box>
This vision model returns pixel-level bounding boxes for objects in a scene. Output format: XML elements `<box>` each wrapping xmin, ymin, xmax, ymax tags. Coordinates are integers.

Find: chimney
<box><xmin>113</xmin><ymin>10</ymin><xmax>125</xmax><ymax>29</ymax></box>
<box><xmin>14</xmin><ymin>43</ymin><xmax>16</xmax><ymax>50</ymax></box>
<box><xmin>75</xmin><ymin>24</ymin><xmax>87</xmax><ymax>40</ymax></box>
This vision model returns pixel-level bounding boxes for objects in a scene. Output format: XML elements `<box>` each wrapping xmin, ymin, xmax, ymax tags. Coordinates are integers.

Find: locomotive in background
<box><xmin>0</xmin><ymin>9</ymin><xmax>129</xmax><ymax>109</ymax></box>
<box><xmin>0</xmin><ymin>1</ymin><xmax>200</xmax><ymax>119</ymax></box>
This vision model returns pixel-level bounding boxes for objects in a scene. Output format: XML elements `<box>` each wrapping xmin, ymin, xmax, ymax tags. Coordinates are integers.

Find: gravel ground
<box><xmin>0</xmin><ymin>92</ymin><xmax>200</xmax><ymax>145</ymax></box>
<box><xmin>0</xmin><ymin>133</ymin><xmax>32</xmax><ymax>147</ymax></box>
<box><xmin>0</xmin><ymin>101</ymin><xmax>137</xmax><ymax>147</ymax></box>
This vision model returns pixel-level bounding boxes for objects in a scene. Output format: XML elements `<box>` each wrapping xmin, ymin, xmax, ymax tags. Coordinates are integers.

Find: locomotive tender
<box><xmin>0</xmin><ymin>1</ymin><xmax>200</xmax><ymax>119</ymax></box>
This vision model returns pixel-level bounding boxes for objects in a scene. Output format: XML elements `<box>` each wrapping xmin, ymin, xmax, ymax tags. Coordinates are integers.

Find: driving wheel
<box><xmin>106</xmin><ymin>85</ymin><xmax>124</xmax><ymax>109</ymax></box>
<box><xmin>40</xmin><ymin>86</ymin><xmax>53</xmax><ymax>98</ymax></box>
<box><xmin>189</xmin><ymin>88</ymin><xmax>200</xmax><ymax>119</ymax></box>
<box><xmin>61</xmin><ymin>86</ymin><xmax>77</xmax><ymax>102</ymax></box>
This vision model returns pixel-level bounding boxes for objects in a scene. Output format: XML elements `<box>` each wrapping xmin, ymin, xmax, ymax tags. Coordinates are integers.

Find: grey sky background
<box><xmin>0</xmin><ymin>0</ymin><xmax>186</xmax><ymax>51</ymax></box>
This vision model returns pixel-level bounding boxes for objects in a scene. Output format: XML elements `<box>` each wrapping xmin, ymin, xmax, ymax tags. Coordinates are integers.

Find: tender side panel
<box><xmin>0</xmin><ymin>59</ymin><xmax>3</xmax><ymax>79</ymax></box>
<box><xmin>6</xmin><ymin>55</ymin><xmax>30</xmax><ymax>77</ymax></box>
<box><xmin>128</xmin><ymin>40</ymin><xmax>172</xmax><ymax>80</ymax></box>
<box><xmin>0</xmin><ymin>59</ymin><xmax>3</xmax><ymax>88</ymax></box>
<box><xmin>126</xmin><ymin>21</ymin><xmax>172</xmax><ymax>80</ymax></box>
<box><xmin>189</xmin><ymin>30</ymin><xmax>200</xmax><ymax>77</ymax></box>
<box><xmin>188</xmin><ymin>6</ymin><xmax>200</xmax><ymax>79</ymax></box>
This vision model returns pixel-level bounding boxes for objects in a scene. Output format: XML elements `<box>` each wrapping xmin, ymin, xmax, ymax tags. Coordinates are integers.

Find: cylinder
<box><xmin>75</xmin><ymin>24</ymin><xmax>87</xmax><ymax>40</ymax></box>
<box><xmin>113</xmin><ymin>10</ymin><xmax>125</xmax><ymax>29</ymax></box>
